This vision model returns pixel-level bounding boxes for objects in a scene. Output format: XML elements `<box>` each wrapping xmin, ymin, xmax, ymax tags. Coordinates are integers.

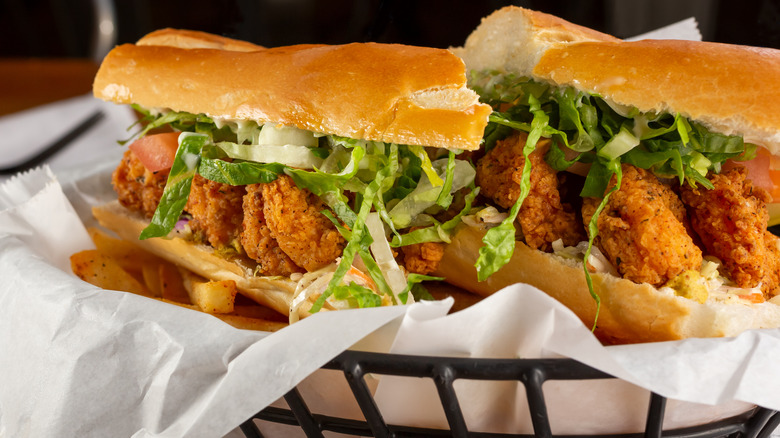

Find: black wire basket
<box><xmin>239</xmin><ymin>350</ymin><xmax>780</xmax><ymax>438</ymax></box>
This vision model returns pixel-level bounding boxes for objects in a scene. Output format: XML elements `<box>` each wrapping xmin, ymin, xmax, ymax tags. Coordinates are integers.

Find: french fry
<box><xmin>73</xmin><ymin>228</ymin><xmax>287</xmax><ymax>332</ymax></box>
<box><xmin>179</xmin><ymin>269</ymin><xmax>237</xmax><ymax>314</ymax></box>
<box><xmin>141</xmin><ymin>263</ymin><xmax>163</xmax><ymax>297</ymax></box>
<box><xmin>87</xmin><ymin>227</ymin><xmax>164</xmax><ymax>274</ymax></box>
<box><xmin>70</xmin><ymin>250</ymin><xmax>151</xmax><ymax>297</ymax></box>
<box><xmin>158</xmin><ymin>262</ymin><xmax>190</xmax><ymax>304</ymax></box>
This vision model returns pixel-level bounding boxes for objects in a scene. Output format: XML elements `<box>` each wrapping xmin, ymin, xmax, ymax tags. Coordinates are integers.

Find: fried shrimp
<box><xmin>112</xmin><ymin>149</ymin><xmax>169</xmax><ymax>218</ymax></box>
<box><xmin>402</xmin><ymin>240</ymin><xmax>445</xmax><ymax>275</ymax></box>
<box><xmin>261</xmin><ymin>175</ymin><xmax>346</xmax><ymax>271</ymax></box>
<box><xmin>761</xmin><ymin>231</ymin><xmax>780</xmax><ymax>298</ymax></box>
<box><xmin>583</xmin><ymin>164</ymin><xmax>702</xmax><ymax>286</ymax></box>
<box><xmin>680</xmin><ymin>166</ymin><xmax>772</xmax><ymax>290</ymax></box>
<box><xmin>185</xmin><ymin>175</ymin><xmax>245</xmax><ymax>249</ymax></box>
<box><xmin>476</xmin><ymin>133</ymin><xmax>584</xmax><ymax>251</ymax></box>
<box><xmin>241</xmin><ymin>184</ymin><xmax>304</xmax><ymax>276</ymax></box>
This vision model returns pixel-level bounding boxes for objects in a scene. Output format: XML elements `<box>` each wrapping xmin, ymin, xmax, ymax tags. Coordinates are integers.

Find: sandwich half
<box><xmin>91</xmin><ymin>29</ymin><xmax>491</xmax><ymax>322</ymax></box>
<box><xmin>442</xmin><ymin>7</ymin><xmax>780</xmax><ymax>343</ymax></box>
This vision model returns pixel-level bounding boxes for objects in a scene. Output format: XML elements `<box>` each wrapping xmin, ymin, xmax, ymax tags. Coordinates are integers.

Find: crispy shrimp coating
<box><xmin>261</xmin><ymin>175</ymin><xmax>345</xmax><ymax>271</ymax></box>
<box><xmin>761</xmin><ymin>231</ymin><xmax>780</xmax><ymax>298</ymax></box>
<box><xmin>583</xmin><ymin>164</ymin><xmax>702</xmax><ymax>286</ymax></box>
<box><xmin>402</xmin><ymin>240</ymin><xmax>445</xmax><ymax>275</ymax></box>
<box><xmin>476</xmin><ymin>133</ymin><xmax>584</xmax><ymax>251</ymax></box>
<box><xmin>185</xmin><ymin>175</ymin><xmax>245</xmax><ymax>249</ymax></box>
<box><xmin>111</xmin><ymin>149</ymin><xmax>169</xmax><ymax>218</ymax></box>
<box><xmin>680</xmin><ymin>166</ymin><xmax>771</xmax><ymax>290</ymax></box>
<box><xmin>241</xmin><ymin>184</ymin><xmax>304</xmax><ymax>276</ymax></box>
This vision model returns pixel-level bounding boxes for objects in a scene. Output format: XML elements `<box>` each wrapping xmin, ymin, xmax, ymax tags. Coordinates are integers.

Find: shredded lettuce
<box><xmin>310</xmin><ymin>151</ymin><xmax>395</xmax><ymax>312</ymax></box>
<box><xmin>391</xmin><ymin>185</ymin><xmax>479</xmax><ymax>247</ymax></box>
<box><xmin>475</xmin><ymin>94</ymin><xmax>547</xmax><ymax>281</ymax></box>
<box><xmin>399</xmin><ymin>273</ymin><xmax>444</xmax><ymax>304</ymax></box>
<box><xmin>198</xmin><ymin>146</ymin><xmax>284</xmax><ymax>185</ymax></box>
<box><xmin>388</xmin><ymin>159</ymin><xmax>475</xmax><ymax>229</ymax></box>
<box><xmin>435</xmin><ymin>150</ymin><xmax>457</xmax><ymax>209</ymax></box>
<box><xmin>216</xmin><ymin>142</ymin><xmax>324</xmax><ymax>169</ymax></box>
<box><xmin>408</xmin><ymin>144</ymin><xmax>443</xmax><ymax>187</ymax></box>
<box><xmin>140</xmin><ymin>133</ymin><xmax>208</xmax><ymax>240</ymax></box>
<box><xmin>472</xmin><ymin>72</ymin><xmax>750</xmax><ymax>189</ymax></box>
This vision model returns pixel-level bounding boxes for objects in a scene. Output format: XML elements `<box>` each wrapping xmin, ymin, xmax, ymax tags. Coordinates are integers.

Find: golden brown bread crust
<box><xmin>137</xmin><ymin>28</ymin><xmax>264</xmax><ymax>51</ymax></box>
<box><xmin>92</xmin><ymin>200</ymin><xmax>316</xmax><ymax>319</ymax></box>
<box><xmin>534</xmin><ymin>40</ymin><xmax>780</xmax><ymax>153</ymax></box>
<box><xmin>434</xmin><ymin>224</ymin><xmax>780</xmax><ymax>344</ymax></box>
<box><xmin>454</xmin><ymin>6</ymin><xmax>780</xmax><ymax>152</ymax></box>
<box><xmin>93</xmin><ymin>40</ymin><xmax>491</xmax><ymax>150</ymax></box>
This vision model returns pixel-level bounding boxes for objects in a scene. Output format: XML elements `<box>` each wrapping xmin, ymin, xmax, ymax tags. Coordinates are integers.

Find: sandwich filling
<box><xmin>112</xmin><ymin>106</ymin><xmax>477</xmax><ymax>315</ymax></box>
<box><xmin>462</xmin><ymin>71</ymin><xmax>780</xmax><ymax>316</ymax></box>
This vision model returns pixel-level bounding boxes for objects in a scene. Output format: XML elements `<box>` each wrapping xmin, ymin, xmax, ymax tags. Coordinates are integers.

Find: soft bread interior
<box><xmin>450</xmin><ymin>6</ymin><xmax>618</xmax><ymax>78</ymax></box>
<box><xmin>434</xmin><ymin>224</ymin><xmax>780</xmax><ymax>344</ymax></box>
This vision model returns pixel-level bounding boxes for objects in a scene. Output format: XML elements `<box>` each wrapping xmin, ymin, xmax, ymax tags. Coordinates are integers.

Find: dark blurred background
<box><xmin>1</xmin><ymin>0</ymin><xmax>778</xmax><ymax>61</ymax></box>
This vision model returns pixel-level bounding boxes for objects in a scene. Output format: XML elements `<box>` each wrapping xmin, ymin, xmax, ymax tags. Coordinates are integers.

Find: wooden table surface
<box><xmin>0</xmin><ymin>58</ymin><xmax>98</xmax><ymax>117</ymax></box>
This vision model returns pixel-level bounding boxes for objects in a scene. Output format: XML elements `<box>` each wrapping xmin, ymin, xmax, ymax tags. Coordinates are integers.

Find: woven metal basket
<box><xmin>239</xmin><ymin>350</ymin><xmax>780</xmax><ymax>438</ymax></box>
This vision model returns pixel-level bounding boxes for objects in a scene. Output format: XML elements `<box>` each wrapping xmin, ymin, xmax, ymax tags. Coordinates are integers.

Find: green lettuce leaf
<box><xmin>475</xmin><ymin>94</ymin><xmax>547</xmax><ymax>281</ymax></box>
<box><xmin>140</xmin><ymin>133</ymin><xmax>209</xmax><ymax>239</ymax></box>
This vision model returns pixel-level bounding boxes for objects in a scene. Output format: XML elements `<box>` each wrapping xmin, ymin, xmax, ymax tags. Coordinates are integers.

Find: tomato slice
<box><xmin>128</xmin><ymin>132</ymin><xmax>181</xmax><ymax>172</ymax></box>
<box><xmin>723</xmin><ymin>147</ymin><xmax>780</xmax><ymax>203</ymax></box>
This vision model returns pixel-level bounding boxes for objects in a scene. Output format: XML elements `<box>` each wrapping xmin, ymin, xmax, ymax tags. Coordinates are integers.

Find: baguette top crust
<box><xmin>535</xmin><ymin>40</ymin><xmax>780</xmax><ymax>153</ymax></box>
<box><xmin>94</xmin><ymin>37</ymin><xmax>491</xmax><ymax>150</ymax></box>
<box><xmin>435</xmin><ymin>224</ymin><xmax>780</xmax><ymax>344</ymax></box>
<box><xmin>137</xmin><ymin>28</ymin><xmax>264</xmax><ymax>52</ymax></box>
<box><xmin>453</xmin><ymin>6</ymin><xmax>780</xmax><ymax>153</ymax></box>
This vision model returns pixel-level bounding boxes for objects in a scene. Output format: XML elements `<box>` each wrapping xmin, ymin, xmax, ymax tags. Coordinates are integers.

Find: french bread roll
<box><xmin>442</xmin><ymin>7</ymin><xmax>780</xmax><ymax>343</ymax></box>
<box><xmin>436</xmin><ymin>224</ymin><xmax>780</xmax><ymax>344</ymax></box>
<box><xmin>94</xmin><ymin>41</ymin><xmax>491</xmax><ymax>151</ymax></box>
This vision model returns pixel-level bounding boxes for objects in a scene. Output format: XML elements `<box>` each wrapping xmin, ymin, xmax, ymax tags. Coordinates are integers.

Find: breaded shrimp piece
<box><xmin>241</xmin><ymin>184</ymin><xmax>304</xmax><ymax>276</ymax></box>
<box><xmin>761</xmin><ymin>231</ymin><xmax>780</xmax><ymax>299</ymax></box>
<box><xmin>185</xmin><ymin>175</ymin><xmax>245</xmax><ymax>249</ymax></box>
<box><xmin>402</xmin><ymin>240</ymin><xmax>445</xmax><ymax>275</ymax></box>
<box><xmin>112</xmin><ymin>149</ymin><xmax>169</xmax><ymax>218</ymax></box>
<box><xmin>476</xmin><ymin>133</ymin><xmax>584</xmax><ymax>251</ymax></box>
<box><xmin>261</xmin><ymin>175</ymin><xmax>345</xmax><ymax>271</ymax></box>
<box><xmin>680</xmin><ymin>166</ymin><xmax>771</xmax><ymax>289</ymax></box>
<box><xmin>583</xmin><ymin>164</ymin><xmax>702</xmax><ymax>286</ymax></box>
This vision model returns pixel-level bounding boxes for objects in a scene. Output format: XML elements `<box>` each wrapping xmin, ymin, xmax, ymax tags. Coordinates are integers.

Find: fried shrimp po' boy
<box><xmin>437</xmin><ymin>7</ymin><xmax>780</xmax><ymax>343</ymax></box>
<box><xmin>91</xmin><ymin>29</ymin><xmax>491</xmax><ymax>322</ymax></box>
